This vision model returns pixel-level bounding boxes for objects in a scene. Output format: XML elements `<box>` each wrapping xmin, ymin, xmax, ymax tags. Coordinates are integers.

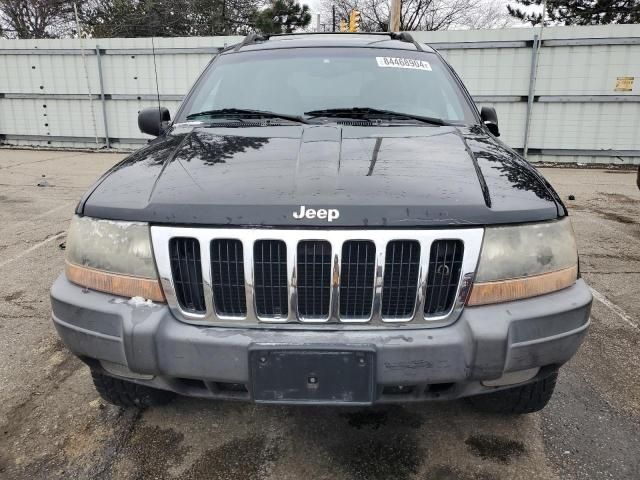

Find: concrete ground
<box><xmin>0</xmin><ymin>148</ymin><xmax>639</xmax><ymax>480</ymax></box>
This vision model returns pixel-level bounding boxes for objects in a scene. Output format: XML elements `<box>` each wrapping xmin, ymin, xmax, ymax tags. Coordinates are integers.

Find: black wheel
<box><xmin>468</xmin><ymin>371</ymin><xmax>558</xmax><ymax>414</ymax></box>
<box><xmin>91</xmin><ymin>369</ymin><xmax>175</xmax><ymax>408</ymax></box>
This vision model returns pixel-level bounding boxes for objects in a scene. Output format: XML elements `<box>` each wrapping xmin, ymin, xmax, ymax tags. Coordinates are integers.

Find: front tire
<box><xmin>468</xmin><ymin>371</ymin><xmax>558</xmax><ymax>414</ymax></box>
<box><xmin>91</xmin><ymin>369</ymin><xmax>175</xmax><ymax>408</ymax></box>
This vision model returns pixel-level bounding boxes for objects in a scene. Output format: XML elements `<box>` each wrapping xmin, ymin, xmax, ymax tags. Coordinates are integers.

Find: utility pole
<box><xmin>389</xmin><ymin>0</ymin><xmax>401</xmax><ymax>31</ymax></box>
<box><xmin>332</xmin><ymin>5</ymin><xmax>336</xmax><ymax>32</ymax></box>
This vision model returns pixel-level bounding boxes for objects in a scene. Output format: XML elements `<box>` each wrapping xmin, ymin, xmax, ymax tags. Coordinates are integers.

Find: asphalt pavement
<box><xmin>0</xmin><ymin>149</ymin><xmax>638</xmax><ymax>480</ymax></box>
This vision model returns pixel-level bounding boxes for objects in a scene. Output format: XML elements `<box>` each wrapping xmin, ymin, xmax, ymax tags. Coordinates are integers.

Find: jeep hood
<box><xmin>80</xmin><ymin>124</ymin><xmax>563</xmax><ymax>227</ymax></box>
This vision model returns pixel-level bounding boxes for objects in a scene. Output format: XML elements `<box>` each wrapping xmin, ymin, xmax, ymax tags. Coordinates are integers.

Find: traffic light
<box><xmin>348</xmin><ymin>10</ymin><xmax>360</xmax><ymax>32</ymax></box>
<box><xmin>339</xmin><ymin>18</ymin><xmax>348</xmax><ymax>32</ymax></box>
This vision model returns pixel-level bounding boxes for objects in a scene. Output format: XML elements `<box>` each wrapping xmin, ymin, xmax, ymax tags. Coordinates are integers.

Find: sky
<box><xmin>306</xmin><ymin>0</ymin><xmax>322</xmax><ymax>14</ymax></box>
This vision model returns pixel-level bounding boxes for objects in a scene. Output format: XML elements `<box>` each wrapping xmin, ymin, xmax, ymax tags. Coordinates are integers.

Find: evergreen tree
<box><xmin>253</xmin><ymin>0</ymin><xmax>311</xmax><ymax>34</ymax></box>
<box><xmin>507</xmin><ymin>0</ymin><xmax>640</xmax><ymax>26</ymax></box>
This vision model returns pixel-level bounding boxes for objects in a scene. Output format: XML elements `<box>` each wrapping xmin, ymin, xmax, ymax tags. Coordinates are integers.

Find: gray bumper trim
<box><xmin>511</xmin><ymin>326</ymin><xmax>589</xmax><ymax>348</ymax></box>
<box><xmin>51</xmin><ymin>275</ymin><xmax>592</xmax><ymax>402</ymax></box>
<box><xmin>54</xmin><ymin>316</ymin><xmax>121</xmax><ymax>342</ymax></box>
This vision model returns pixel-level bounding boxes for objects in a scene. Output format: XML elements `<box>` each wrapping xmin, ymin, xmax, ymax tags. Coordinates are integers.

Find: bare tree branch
<box><xmin>319</xmin><ymin>0</ymin><xmax>514</xmax><ymax>31</ymax></box>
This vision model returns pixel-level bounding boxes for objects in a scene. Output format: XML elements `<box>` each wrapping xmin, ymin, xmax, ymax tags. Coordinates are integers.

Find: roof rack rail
<box><xmin>224</xmin><ymin>31</ymin><xmax>425</xmax><ymax>53</ymax></box>
<box><xmin>289</xmin><ymin>31</ymin><xmax>425</xmax><ymax>52</ymax></box>
<box><xmin>389</xmin><ymin>32</ymin><xmax>424</xmax><ymax>52</ymax></box>
<box><xmin>232</xmin><ymin>33</ymin><xmax>270</xmax><ymax>52</ymax></box>
<box><xmin>269</xmin><ymin>31</ymin><xmax>425</xmax><ymax>50</ymax></box>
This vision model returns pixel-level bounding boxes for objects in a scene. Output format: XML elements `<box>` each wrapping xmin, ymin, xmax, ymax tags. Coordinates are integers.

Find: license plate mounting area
<box><xmin>249</xmin><ymin>346</ymin><xmax>376</xmax><ymax>405</ymax></box>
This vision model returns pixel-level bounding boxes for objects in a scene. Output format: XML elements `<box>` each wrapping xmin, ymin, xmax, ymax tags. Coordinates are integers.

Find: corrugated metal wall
<box><xmin>0</xmin><ymin>25</ymin><xmax>638</xmax><ymax>164</ymax></box>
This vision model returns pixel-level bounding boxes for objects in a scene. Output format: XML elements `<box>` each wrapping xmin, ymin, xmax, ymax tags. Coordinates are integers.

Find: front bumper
<box><xmin>51</xmin><ymin>275</ymin><xmax>591</xmax><ymax>404</ymax></box>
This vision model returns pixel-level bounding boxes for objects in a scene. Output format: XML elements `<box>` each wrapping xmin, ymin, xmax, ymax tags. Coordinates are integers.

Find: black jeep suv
<box><xmin>51</xmin><ymin>33</ymin><xmax>591</xmax><ymax>413</ymax></box>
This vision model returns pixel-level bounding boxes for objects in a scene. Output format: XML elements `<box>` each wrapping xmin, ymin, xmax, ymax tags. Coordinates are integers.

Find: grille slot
<box><xmin>381</xmin><ymin>240</ymin><xmax>421</xmax><ymax>319</ymax></box>
<box><xmin>340</xmin><ymin>241</ymin><xmax>376</xmax><ymax>319</ymax></box>
<box><xmin>210</xmin><ymin>239</ymin><xmax>246</xmax><ymax>317</ymax></box>
<box><xmin>297</xmin><ymin>241</ymin><xmax>332</xmax><ymax>319</ymax></box>
<box><xmin>254</xmin><ymin>240</ymin><xmax>288</xmax><ymax>318</ymax></box>
<box><xmin>425</xmin><ymin>240</ymin><xmax>464</xmax><ymax>316</ymax></box>
<box><xmin>169</xmin><ymin>237</ymin><xmax>206</xmax><ymax>314</ymax></box>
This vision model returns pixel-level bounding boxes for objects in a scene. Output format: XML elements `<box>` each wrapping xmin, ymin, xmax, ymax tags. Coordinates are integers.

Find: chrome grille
<box><xmin>254</xmin><ymin>240</ymin><xmax>288</xmax><ymax>318</ymax></box>
<box><xmin>211</xmin><ymin>239</ymin><xmax>246</xmax><ymax>317</ymax></box>
<box><xmin>339</xmin><ymin>241</ymin><xmax>375</xmax><ymax>320</ymax></box>
<box><xmin>425</xmin><ymin>240</ymin><xmax>464</xmax><ymax>317</ymax></box>
<box><xmin>297</xmin><ymin>241</ymin><xmax>332</xmax><ymax>319</ymax></box>
<box><xmin>169</xmin><ymin>237</ymin><xmax>206</xmax><ymax>314</ymax></box>
<box><xmin>381</xmin><ymin>241</ymin><xmax>421</xmax><ymax>320</ymax></box>
<box><xmin>152</xmin><ymin>228</ymin><xmax>484</xmax><ymax>328</ymax></box>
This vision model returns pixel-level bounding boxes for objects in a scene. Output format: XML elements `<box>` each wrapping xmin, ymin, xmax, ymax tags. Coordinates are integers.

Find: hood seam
<box><xmin>456</xmin><ymin>128</ymin><xmax>492</xmax><ymax>209</ymax></box>
<box><xmin>147</xmin><ymin>129</ymin><xmax>197</xmax><ymax>203</ymax></box>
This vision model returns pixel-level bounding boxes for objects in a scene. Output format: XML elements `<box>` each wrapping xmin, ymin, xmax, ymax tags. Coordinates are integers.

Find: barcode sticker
<box><xmin>376</xmin><ymin>57</ymin><xmax>431</xmax><ymax>71</ymax></box>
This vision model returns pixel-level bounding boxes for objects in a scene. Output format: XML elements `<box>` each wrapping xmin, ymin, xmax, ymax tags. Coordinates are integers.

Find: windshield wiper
<box><xmin>186</xmin><ymin>108</ymin><xmax>308</xmax><ymax>124</ymax></box>
<box><xmin>304</xmin><ymin>107</ymin><xmax>449</xmax><ymax>126</ymax></box>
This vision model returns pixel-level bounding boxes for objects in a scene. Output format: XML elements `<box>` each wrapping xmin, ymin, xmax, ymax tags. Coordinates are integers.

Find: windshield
<box><xmin>177</xmin><ymin>47</ymin><xmax>476</xmax><ymax>124</ymax></box>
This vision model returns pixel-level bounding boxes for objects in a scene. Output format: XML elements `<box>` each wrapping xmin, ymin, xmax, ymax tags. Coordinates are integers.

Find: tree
<box><xmin>82</xmin><ymin>0</ymin><xmax>261</xmax><ymax>37</ymax></box>
<box><xmin>253</xmin><ymin>0</ymin><xmax>311</xmax><ymax>34</ymax></box>
<box><xmin>319</xmin><ymin>0</ymin><xmax>513</xmax><ymax>32</ymax></box>
<box><xmin>84</xmin><ymin>0</ymin><xmax>193</xmax><ymax>37</ymax></box>
<box><xmin>507</xmin><ymin>0</ymin><xmax>640</xmax><ymax>25</ymax></box>
<box><xmin>1</xmin><ymin>0</ymin><xmax>312</xmax><ymax>39</ymax></box>
<box><xmin>82</xmin><ymin>0</ymin><xmax>310</xmax><ymax>38</ymax></box>
<box><xmin>0</xmin><ymin>0</ymin><xmax>76</xmax><ymax>38</ymax></box>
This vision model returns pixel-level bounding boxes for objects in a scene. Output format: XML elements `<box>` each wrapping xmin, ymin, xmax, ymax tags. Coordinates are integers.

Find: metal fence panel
<box><xmin>438</xmin><ymin>48</ymin><xmax>533</xmax><ymax>95</ymax></box>
<box><xmin>535</xmin><ymin>44</ymin><xmax>640</xmax><ymax>95</ymax></box>
<box><xmin>529</xmin><ymin>102</ymin><xmax>640</xmax><ymax>150</ymax></box>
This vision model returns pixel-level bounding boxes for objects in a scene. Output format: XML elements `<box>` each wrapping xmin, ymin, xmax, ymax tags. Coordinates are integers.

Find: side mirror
<box><xmin>480</xmin><ymin>106</ymin><xmax>499</xmax><ymax>137</ymax></box>
<box><xmin>138</xmin><ymin>107</ymin><xmax>171</xmax><ymax>136</ymax></box>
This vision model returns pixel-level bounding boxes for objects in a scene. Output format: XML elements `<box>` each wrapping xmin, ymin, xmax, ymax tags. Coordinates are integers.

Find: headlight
<box><xmin>65</xmin><ymin>216</ymin><xmax>164</xmax><ymax>301</ymax></box>
<box><xmin>467</xmin><ymin>218</ymin><xmax>578</xmax><ymax>306</ymax></box>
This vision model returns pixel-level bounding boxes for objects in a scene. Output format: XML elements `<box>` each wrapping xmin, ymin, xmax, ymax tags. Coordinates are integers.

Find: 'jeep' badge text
<box><xmin>292</xmin><ymin>205</ymin><xmax>340</xmax><ymax>222</ymax></box>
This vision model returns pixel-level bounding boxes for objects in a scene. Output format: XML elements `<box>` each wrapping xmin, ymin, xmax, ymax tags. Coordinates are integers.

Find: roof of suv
<box><xmin>222</xmin><ymin>32</ymin><xmax>436</xmax><ymax>54</ymax></box>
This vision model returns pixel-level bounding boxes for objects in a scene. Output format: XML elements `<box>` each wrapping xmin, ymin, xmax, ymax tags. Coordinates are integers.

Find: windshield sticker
<box><xmin>376</xmin><ymin>57</ymin><xmax>431</xmax><ymax>71</ymax></box>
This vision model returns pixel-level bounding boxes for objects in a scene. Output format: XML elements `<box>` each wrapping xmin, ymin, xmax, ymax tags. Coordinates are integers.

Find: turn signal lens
<box><xmin>65</xmin><ymin>261</ymin><xmax>165</xmax><ymax>302</ymax></box>
<box><xmin>467</xmin><ymin>265</ymin><xmax>577</xmax><ymax>306</ymax></box>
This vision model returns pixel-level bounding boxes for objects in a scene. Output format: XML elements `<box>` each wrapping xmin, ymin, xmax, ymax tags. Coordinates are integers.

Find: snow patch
<box><xmin>127</xmin><ymin>296</ymin><xmax>155</xmax><ymax>307</ymax></box>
